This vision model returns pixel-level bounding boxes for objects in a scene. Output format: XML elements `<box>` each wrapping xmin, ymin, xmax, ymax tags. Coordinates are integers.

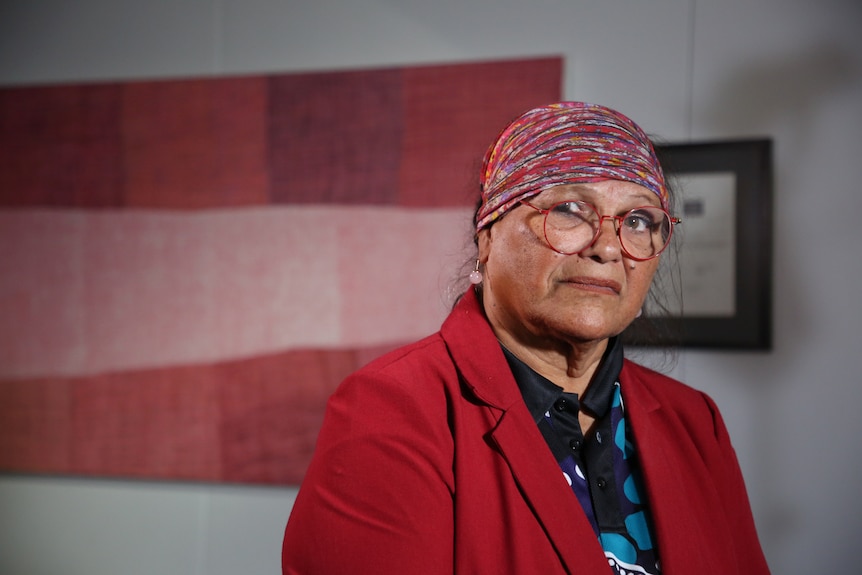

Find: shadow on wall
<box><xmin>700</xmin><ymin>43</ymin><xmax>861</xmax><ymax>140</ymax></box>
<box><xmin>695</xmin><ymin>42</ymin><xmax>862</xmax><ymax>565</ymax></box>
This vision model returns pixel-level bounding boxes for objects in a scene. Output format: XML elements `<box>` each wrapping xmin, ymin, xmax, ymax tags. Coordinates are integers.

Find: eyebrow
<box><xmin>541</xmin><ymin>184</ymin><xmax>660</xmax><ymax>207</ymax></box>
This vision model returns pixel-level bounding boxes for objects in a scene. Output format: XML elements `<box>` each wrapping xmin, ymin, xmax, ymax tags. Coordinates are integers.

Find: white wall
<box><xmin>1</xmin><ymin>1</ymin><xmax>861</xmax><ymax>573</ymax></box>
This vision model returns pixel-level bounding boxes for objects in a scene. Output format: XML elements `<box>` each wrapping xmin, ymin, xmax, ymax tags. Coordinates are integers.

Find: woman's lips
<box><xmin>561</xmin><ymin>276</ymin><xmax>622</xmax><ymax>295</ymax></box>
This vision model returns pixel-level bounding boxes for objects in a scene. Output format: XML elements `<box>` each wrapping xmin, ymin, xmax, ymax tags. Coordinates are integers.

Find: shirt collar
<box><xmin>503</xmin><ymin>337</ymin><xmax>624</xmax><ymax>424</ymax></box>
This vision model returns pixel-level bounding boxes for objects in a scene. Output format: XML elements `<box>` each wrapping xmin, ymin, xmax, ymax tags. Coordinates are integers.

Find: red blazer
<box><xmin>282</xmin><ymin>289</ymin><xmax>770</xmax><ymax>574</ymax></box>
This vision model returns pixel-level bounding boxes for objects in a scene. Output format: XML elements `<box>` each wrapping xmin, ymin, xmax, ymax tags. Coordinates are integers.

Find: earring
<box><xmin>469</xmin><ymin>259</ymin><xmax>483</xmax><ymax>285</ymax></box>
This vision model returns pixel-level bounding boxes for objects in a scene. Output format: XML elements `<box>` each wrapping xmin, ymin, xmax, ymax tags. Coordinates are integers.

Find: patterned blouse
<box><xmin>503</xmin><ymin>338</ymin><xmax>661</xmax><ymax>574</ymax></box>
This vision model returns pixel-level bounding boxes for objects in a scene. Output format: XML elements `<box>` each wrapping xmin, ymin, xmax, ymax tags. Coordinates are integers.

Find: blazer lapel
<box><xmin>622</xmin><ymin>364</ymin><xmax>727</xmax><ymax>573</ymax></box>
<box><xmin>489</xmin><ymin>405</ymin><xmax>613</xmax><ymax>573</ymax></box>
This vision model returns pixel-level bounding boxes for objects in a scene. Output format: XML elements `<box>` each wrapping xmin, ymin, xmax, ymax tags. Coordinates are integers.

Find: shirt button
<box><xmin>554</xmin><ymin>398</ymin><xmax>570</xmax><ymax>412</ymax></box>
<box><xmin>596</xmin><ymin>477</ymin><xmax>607</xmax><ymax>489</ymax></box>
<box><xmin>569</xmin><ymin>438</ymin><xmax>582</xmax><ymax>451</ymax></box>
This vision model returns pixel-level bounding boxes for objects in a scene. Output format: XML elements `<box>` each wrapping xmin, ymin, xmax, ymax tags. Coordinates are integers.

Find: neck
<box><xmin>495</xmin><ymin>331</ymin><xmax>609</xmax><ymax>396</ymax></box>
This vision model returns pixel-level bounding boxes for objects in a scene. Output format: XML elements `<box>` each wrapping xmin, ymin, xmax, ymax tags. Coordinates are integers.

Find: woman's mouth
<box><xmin>561</xmin><ymin>276</ymin><xmax>622</xmax><ymax>295</ymax></box>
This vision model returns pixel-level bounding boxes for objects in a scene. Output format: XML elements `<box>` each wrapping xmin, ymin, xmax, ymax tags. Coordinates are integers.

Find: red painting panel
<box><xmin>0</xmin><ymin>346</ymin><xmax>396</xmax><ymax>484</ymax></box>
<box><xmin>0</xmin><ymin>58</ymin><xmax>563</xmax><ymax>485</ymax></box>
<box><xmin>268</xmin><ymin>68</ymin><xmax>404</xmax><ymax>205</ymax></box>
<box><xmin>0</xmin><ymin>378</ymin><xmax>73</xmax><ymax>473</ymax></box>
<box><xmin>70</xmin><ymin>366</ymin><xmax>221</xmax><ymax>480</ymax></box>
<box><xmin>218</xmin><ymin>349</ymin><xmax>361</xmax><ymax>484</ymax></box>
<box><xmin>122</xmin><ymin>76</ymin><xmax>270</xmax><ymax>209</ymax></box>
<box><xmin>398</xmin><ymin>57</ymin><xmax>563</xmax><ymax>207</ymax></box>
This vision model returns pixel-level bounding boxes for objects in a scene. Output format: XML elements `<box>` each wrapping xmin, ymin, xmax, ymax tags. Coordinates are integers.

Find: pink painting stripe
<box><xmin>0</xmin><ymin>206</ymin><xmax>472</xmax><ymax>379</ymax></box>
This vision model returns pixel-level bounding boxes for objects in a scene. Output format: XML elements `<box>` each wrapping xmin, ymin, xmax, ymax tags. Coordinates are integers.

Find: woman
<box><xmin>282</xmin><ymin>102</ymin><xmax>770</xmax><ymax>574</ymax></box>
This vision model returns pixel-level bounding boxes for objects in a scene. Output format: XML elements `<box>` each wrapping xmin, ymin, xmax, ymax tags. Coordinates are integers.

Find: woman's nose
<box><xmin>582</xmin><ymin>217</ymin><xmax>623</xmax><ymax>261</ymax></box>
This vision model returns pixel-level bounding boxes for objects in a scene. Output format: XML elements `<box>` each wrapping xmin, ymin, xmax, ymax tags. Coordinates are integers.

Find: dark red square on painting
<box><xmin>268</xmin><ymin>69</ymin><xmax>404</xmax><ymax>205</ymax></box>
<box><xmin>0</xmin><ymin>84</ymin><xmax>124</xmax><ymax>207</ymax></box>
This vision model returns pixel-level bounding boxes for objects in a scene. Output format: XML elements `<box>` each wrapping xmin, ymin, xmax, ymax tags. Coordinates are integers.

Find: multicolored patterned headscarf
<box><xmin>476</xmin><ymin>102</ymin><xmax>668</xmax><ymax>231</ymax></box>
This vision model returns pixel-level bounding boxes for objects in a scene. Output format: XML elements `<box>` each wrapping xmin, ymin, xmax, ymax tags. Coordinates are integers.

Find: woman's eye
<box><xmin>623</xmin><ymin>211</ymin><xmax>654</xmax><ymax>231</ymax></box>
<box><xmin>550</xmin><ymin>202</ymin><xmax>593</xmax><ymax>226</ymax></box>
<box><xmin>552</xmin><ymin>201</ymin><xmax>590</xmax><ymax>216</ymax></box>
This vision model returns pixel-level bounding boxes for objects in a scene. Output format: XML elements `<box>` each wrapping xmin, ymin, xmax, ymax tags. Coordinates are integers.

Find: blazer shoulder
<box><xmin>331</xmin><ymin>332</ymin><xmax>459</xmax><ymax>405</ymax></box>
<box><xmin>621</xmin><ymin>360</ymin><xmax>722</xmax><ymax>430</ymax></box>
<box><xmin>622</xmin><ymin>360</ymin><xmax>704</xmax><ymax>399</ymax></box>
<box><xmin>357</xmin><ymin>332</ymin><xmax>452</xmax><ymax>378</ymax></box>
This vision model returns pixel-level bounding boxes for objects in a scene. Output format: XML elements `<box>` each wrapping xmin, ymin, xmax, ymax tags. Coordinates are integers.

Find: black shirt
<box><xmin>502</xmin><ymin>337</ymin><xmax>626</xmax><ymax>531</ymax></box>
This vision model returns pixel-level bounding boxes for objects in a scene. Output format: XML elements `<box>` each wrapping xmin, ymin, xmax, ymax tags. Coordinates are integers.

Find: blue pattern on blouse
<box><xmin>546</xmin><ymin>383</ymin><xmax>660</xmax><ymax>574</ymax></box>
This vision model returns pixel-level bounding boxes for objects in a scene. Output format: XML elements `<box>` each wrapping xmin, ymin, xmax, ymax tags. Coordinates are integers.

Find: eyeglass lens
<box><xmin>544</xmin><ymin>201</ymin><xmax>672</xmax><ymax>259</ymax></box>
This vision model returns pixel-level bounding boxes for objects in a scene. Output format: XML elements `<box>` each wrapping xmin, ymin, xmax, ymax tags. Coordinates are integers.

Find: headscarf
<box><xmin>476</xmin><ymin>102</ymin><xmax>668</xmax><ymax>231</ymax></box>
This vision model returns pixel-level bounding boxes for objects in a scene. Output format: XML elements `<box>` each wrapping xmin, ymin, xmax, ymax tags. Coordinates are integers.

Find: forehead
<box><xmin>536</xmin><ymin>182</ymin><xmax>661</xmax><ymax>207</ymax></box>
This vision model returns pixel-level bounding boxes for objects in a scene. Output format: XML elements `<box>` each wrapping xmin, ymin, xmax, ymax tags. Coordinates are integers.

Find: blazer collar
<box><xmin>440</xmin><ymin>288</ymin><xmax>521</xmax><ymax>409</ymax></box>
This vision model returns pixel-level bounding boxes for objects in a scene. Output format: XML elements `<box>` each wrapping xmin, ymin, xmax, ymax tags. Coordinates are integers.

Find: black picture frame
<box><xmin>624</xmin><ymin>139</ymin><xmax>773</xmax><ymax>350</ymax></box>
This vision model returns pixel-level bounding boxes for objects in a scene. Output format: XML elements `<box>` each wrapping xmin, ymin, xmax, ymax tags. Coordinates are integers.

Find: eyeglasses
<box><xmin>520</xmin><ymin>199</ymin><xmax>681</xmax><ymax>261</ymax></box>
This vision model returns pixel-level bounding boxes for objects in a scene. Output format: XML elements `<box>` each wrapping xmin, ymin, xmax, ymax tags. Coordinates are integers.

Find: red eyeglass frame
<box><xmin>520</xmin><ymin>199</ymin><xmax>681</xmax><ymax>261</ymax></box>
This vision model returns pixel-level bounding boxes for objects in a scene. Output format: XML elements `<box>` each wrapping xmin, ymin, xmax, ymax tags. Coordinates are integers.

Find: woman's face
<box><xmin>477</xmin><ymin>180</ymin><xmax>662</xmax><ymax>347</ymax></box>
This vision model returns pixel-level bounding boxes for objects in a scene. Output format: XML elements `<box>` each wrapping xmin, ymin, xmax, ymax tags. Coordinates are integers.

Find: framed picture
<box><xmin>624</xmin><ymin>139</ymin><xmax>773</xmax><ymax>350</ymax></box>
